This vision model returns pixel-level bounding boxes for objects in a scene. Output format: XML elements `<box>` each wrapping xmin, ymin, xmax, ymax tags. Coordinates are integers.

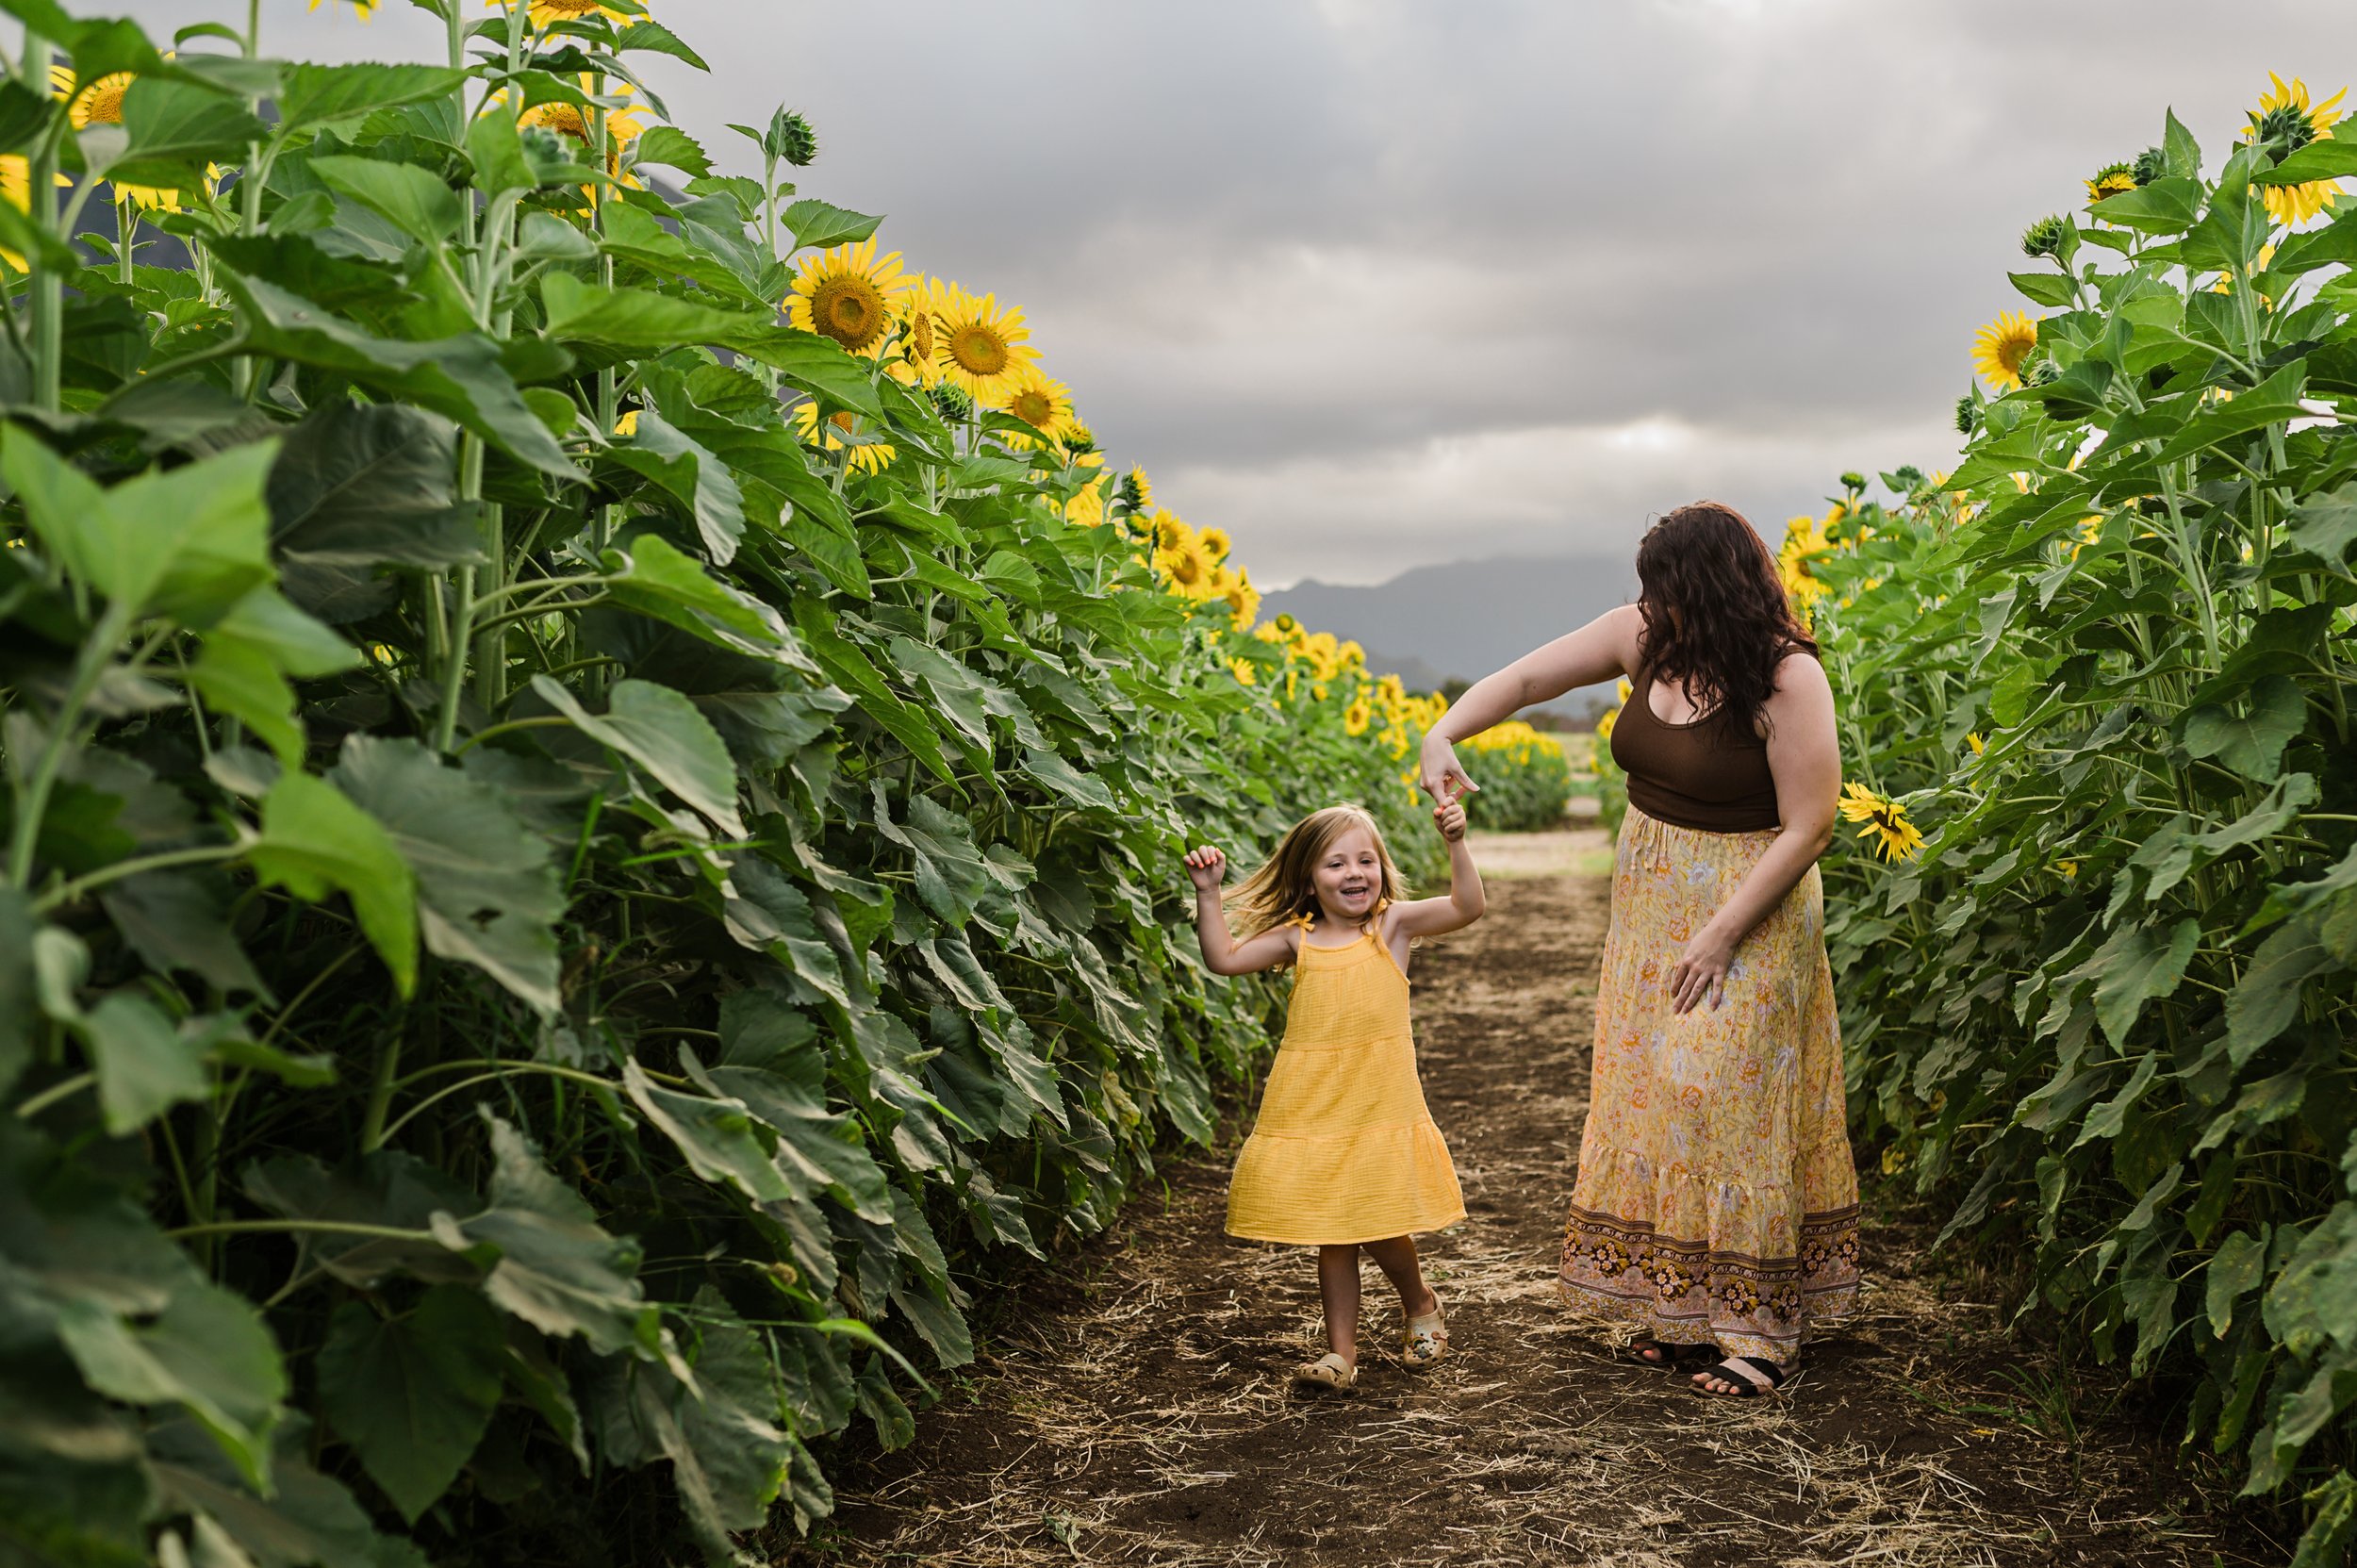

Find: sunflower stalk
<box><xmin>24</xmin><ymin>28</ymin><xmax>58</xmax><ymax>415</ymax></box>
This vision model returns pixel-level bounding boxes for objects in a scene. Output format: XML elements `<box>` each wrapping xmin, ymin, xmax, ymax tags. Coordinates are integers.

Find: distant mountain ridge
<box><xmin>1264</xmin><ymin>553</ymin><xmax>1637</xmax><ymax>716</ymax></box>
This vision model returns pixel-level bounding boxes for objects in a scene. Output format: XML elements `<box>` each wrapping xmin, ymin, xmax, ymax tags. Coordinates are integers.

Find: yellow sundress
<box><xmin>1226</xmin><ymin>920</ymin><xmax>1466</xmax><ymax>1246</ymax></box>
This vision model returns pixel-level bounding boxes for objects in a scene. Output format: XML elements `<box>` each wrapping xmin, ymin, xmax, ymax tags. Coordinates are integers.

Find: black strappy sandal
<box><xmin>1625</xmin><ymin>1339</ymin><xmax>1715</xmax><ymax>1372</ymax></box>
<box><xmin>1691</xmin><ymin>1355</ymin><xmax>1795</xmax><ymax>1398</ymax></box>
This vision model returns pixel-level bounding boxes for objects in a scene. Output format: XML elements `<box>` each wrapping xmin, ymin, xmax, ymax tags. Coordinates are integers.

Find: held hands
<box><xmin>1433</xmin><ymin>796</ymin><xmax>1468</xmax><ymax>843</ymax></box>
<box><xmin>1668</xmin><ymin>926</ymin><xmax>1737</xmax><ymax>1013</ymax></box>
<box><xmin>1418</xmin><ymin>734</ymin><xmax>1479</xmax><ymax>807</ymax></box>
<box><xmin>1182</xmin><ymin>845</ymin><xmax>1228</xmax><ymax>894</ymax></box>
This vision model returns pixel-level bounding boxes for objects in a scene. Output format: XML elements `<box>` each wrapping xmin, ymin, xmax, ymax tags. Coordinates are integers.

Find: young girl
<box><xmin>1182</xmin><ymin>794</ymin><xmax>1484</xmax><ymax>1390</ymax></box>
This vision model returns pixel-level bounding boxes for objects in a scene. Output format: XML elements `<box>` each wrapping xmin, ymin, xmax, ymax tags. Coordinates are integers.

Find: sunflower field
<box><xmin>0</xmin><ymin>2</ymin><xmax>1459</xmax><ymax>1563</ymax></box>
<box><xmin>1457</xmin><ymin>720</ymin><xmax>1574</xmax><ymax>832</ymax></box>
<box><xmin>1795</xmin><ymin>76</ymin><xmax>2357</xmax><ymax>1563</ymax></box>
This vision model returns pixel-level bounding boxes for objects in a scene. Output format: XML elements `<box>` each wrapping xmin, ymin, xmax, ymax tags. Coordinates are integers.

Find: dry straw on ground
<box><xmin>785</xmin><ymin>835</ymin><xmax>2274</xmax><ymax>1567</ymax></box>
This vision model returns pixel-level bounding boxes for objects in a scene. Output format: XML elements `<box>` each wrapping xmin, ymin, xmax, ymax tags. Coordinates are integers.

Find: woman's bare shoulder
<box><xmin>1772</xmin><ymin>648</ymin><xmax>1830</xmax><ymax>696</ymax></box>
<box><xmin>1604</xmin><ymin>602</ymin><xmax>1645</xmax><ymax>663</ymax></box>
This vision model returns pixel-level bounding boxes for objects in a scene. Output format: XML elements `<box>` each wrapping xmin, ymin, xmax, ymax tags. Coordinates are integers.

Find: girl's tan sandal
<box><xmin>1293</xmin><ymin>1352</ymin><xmax>1358</xmax><ymax>1390</ymax></box>
<box><xmin>1402</xmin><ymin>1297</ymin><xmax>1449</xmax><ymax>1369</ymax></box>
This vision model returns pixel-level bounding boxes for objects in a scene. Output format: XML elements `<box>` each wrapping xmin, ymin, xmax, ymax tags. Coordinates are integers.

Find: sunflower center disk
<box><xmin>815</xmin><ymin>280</ymin><xmax>884</xmax><ymax>351</ymax></box>
<box><xmin>950</xmin><ymin>328</ymin><xmax>1007</xmax><ymax>375</ymax></box>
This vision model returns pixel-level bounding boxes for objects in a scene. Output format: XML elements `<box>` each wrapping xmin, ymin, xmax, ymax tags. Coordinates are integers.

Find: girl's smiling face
<box><xmin>1312</xmin><ymin>827</ymin><xmax>1383</xmax><ymax>923</ymax></box>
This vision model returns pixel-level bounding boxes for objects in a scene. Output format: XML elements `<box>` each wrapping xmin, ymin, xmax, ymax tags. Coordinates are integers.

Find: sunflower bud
<box><xmin>766</xmin><ymin>107</ymin><xmax>819</xmax><ymax>168</ymax></box>
<box><xmin>2019</xmin><ymin>213</ymin><xmax>2069</xmax><ymax>259</ymax></box>
<box><xmin>2085</xmin><ymin>161</ymin><xmax>2136</xmax><ymax>204</ymax></box>
<box><xmin>1274</xmin><ymin>613</ymin><xmax>1296</xmax><ymax>634</ymax></box>
<box><xmin>2030</xmin><ymin>356</ymin><xmax>2060</xmax><ymax>387</ymax></box>
<box><xmin>519</xmin><ymin>124</ymin><xmax>569</xmax><ymax>186</ymax></box>
<box><xmin>2131</xmin><ymin>146</ymin><xmax>2167</xmax><ymax>186</ymax></box>
<box><xmin>1889</xmin><ymin>464</ymin><xmax>1924</xmax><ymax>492</ymax></box>
<box><xmin>1954</xmin><ymin>392</ymin><xmax>1980</xmax><ymax>436</ymax></box>
<box><xmin>1116</xmin><ymin>471</ymin><xmax>1147</xmax><ymax>509</ymax></box>
<box><xmin>1838</xmin><ymin>471</ymin><xmax>1866</xmax><ymax>494</ymax></box>
<box><xmin>929</xmin><ymin>382</ymin><xmax>974</xmax><ymax>421</ymax></box>
<box><xmin>2252</xmin><ymin>102</ymin><xmax>2317</xmax><ymax>159</ymax></box>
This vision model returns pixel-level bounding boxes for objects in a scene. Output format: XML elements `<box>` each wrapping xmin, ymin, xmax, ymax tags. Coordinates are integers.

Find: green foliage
<box><xmin>0</xmin><ymin>6</ymin><xmax>1434</xmax><ymax>1564</ymax></box>
<box><xmin>1809</xmin><ymin>107</ymin><xmax>2357</xmax><ymax>1560</ymax></box>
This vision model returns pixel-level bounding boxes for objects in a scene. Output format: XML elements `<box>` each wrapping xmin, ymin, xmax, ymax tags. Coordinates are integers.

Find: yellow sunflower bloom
<box><xmin>880</xmin><ymin>276</ymin><xmax>947</xmax><ymax>386</ymax></box>
<box><xmin>1230</xmin><ymin>658</ymin><xmax>1258</xmax><ymax>687</ymax></box>
<box><xmin>1197</xmin><ymin>527</ymin><xmax>1232</xmax><ymax>563</ymax></box>
<box><xmin>519</xmin><ymin>0</ymin><xmax>644</xmax><ymax>25</ymax></box>
<box><xmin>1777</xmin><ymin>508</ymin><xmax>1836</xmax><ymax>606</ymax></box>
<box><xmin>787</xmin><ymin>239</ymin><xmax>911</xmax><ymax>358</ymax></box>
<box><xmin>1966</xmin><ymin>732</ymin><xmax>1985</xmax><ymax>756</ymax></box>
<box><xmin>1594</xmin><ymin>705</ymin><xmax>1620</xmax><ymax>745</ymax></box>
<box><xmin>997</xmin><ymin>364</ymin><xmax>1077</xmax><ymax>440</ymax></box>
<box><xmin>1157</xmin><ymin>534</ymin><xmax>1212</xmax><ymax>595</ymax></box>
<box><xmin>1971</xmin><ymin>310</ymin><xmax>2037</xmax><ymax>392</ymax></box>
<box><xmin>1222</xmin><ymin>568</ymin><xmax>1259</xmax><ymax>629</ymax></box>
<box><xmin>614</xmin><ymin>409</ymin><xmax>639</xmax><ymax>437</ymax></box>
<box><xmin>1121</xmin><ymin>467</ymin><xmax>1152</xmax><ymax>510</ymax></box>
<box><xmin>1343</xmin><ymin>699</ymin><xmax>1373</xmax><ymax>736</ymax></box>
<box><xmin>2242</xmin><ymin>73</ymin><xmax>2349</xmax><ymax>226</ymax></box>
<box><xmin>1837</xmin><ymin>783</ymin><xmax>1924</xmax><ymax>863</ymax></box>
<box><xmin>931</xmin><ymin>283</ymin><xmax>1036</xmax><ymax>405</ymax></box>
<box><xmin>1146</xmin><ymin>509</ymin><xmax>1194</xmax><ymax>555</ymax></box>
<box><xmin>52</xmin><ymin>64</ymin><xmax>189</xmax><ymax>209</ymax></box>
<box><xmin>1064</xmin><ymin>473</ymin><xmax>1108</xmax><ymax>529</ymax></box>
<box><xmin>0</xmin><ymin>156</ymin><xmax>29</xmax><ymax>271</ymax></box>
<box><xmin>794</xmin><ymin>401</ymin><xmax>895</xmax><ymax>474</ymax></box>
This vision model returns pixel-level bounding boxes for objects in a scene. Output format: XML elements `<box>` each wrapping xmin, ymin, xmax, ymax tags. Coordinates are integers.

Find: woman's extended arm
<box><xmin>1418</xmin><ymin>603</ymin><xmax>1644</xmax><ymax>801</ymax></box>
<box><xmin>1665</xmin><ymin>653</ymin><xmax>1842</xmax><ymax>1013</ymax></box>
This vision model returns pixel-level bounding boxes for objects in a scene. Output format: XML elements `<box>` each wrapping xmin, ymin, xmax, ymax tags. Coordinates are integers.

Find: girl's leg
<box><xmin>1316</xmin><ymin>1245</ymin><xmax>1362</xmax><ymax>1363</ymax></box>
<box><xmin>1360</xmin><ymin>1234</ymin><xmax>1440</xmax><ymax>1318</ymax></box>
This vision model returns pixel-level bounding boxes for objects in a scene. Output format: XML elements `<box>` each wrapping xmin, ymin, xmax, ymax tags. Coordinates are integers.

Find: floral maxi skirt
<box><xmin>1558</xmin><ymin>806</ymin><xmax>1860</xmax><ymax>1365</ymax></box>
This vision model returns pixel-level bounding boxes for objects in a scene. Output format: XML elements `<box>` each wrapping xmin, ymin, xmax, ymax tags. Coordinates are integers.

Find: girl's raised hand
<box><xmin>1433</xmin><ymin>799</ymin><xmax>1468</xmax><ymax>843</ymax></box>
<box><xmin>1183</xmin><ymin>845</ymin><xmax>1228</xmax><ymax>892</ymax></box>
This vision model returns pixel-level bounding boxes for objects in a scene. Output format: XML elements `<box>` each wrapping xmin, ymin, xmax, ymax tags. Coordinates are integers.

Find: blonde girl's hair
<box><xmin>1226</xmin><ymin>803</ymin><xmax>1411</xmax><ymax>941</ymax></box>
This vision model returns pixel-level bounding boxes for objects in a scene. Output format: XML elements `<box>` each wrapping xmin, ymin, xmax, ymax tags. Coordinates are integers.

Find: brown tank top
<box><xmin>1610</xmin><ymin>666</ymin><xmax>1782</xmax><ymax>833</ymax></box>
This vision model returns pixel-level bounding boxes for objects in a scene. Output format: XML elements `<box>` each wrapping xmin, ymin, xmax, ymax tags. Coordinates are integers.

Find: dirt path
<box><xmin>792</xmin><ymin>836</ymin><xmax>2272</xmax><ymax>1567</ymax></box>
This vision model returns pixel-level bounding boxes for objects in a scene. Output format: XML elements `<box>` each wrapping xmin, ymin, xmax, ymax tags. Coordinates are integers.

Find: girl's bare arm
<box><xmin>1388</xmin><ymin>798</ymin><xmax>1486</xmax><ymax>940</ymax></box>
<box><xmin>1183</xmin><ymin>846</ymin><xmax>1299</xmax><ymax>975</ymax></box>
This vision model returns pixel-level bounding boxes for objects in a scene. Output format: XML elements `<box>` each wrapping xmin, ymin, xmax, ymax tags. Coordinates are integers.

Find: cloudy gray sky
<box><xmin>130</xmin><ymin>1</ymin><xmax>2357</xmax><ymax>586</ymax></box>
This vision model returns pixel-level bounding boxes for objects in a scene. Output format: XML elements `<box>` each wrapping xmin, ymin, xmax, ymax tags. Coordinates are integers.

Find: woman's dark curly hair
<box><xmin>1634</xmin><ymin>501</ymin><xmax>1817</xmax><ymax>740</ymax></box>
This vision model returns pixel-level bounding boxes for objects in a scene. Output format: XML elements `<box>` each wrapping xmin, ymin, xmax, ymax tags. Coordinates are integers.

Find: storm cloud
<box><xmin>128</xmin><ymin>1</ymin><xmax>2357</xmax><ymax>581</ymax></box>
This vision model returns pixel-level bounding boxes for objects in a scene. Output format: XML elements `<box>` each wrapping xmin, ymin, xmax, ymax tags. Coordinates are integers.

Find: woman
<box><xmin>1418</xmin><ymin>501</ymin><xmax>1858</xmax><ymax>1397</ymax></box>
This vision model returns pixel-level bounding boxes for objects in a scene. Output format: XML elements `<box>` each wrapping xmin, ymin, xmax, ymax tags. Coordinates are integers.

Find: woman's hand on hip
<box><xmin>1669</xmin><ymin>927</ymin><xmax>1737</xmax><ymax>1014</ymax></box>
<box><xmin>1418</xmin><ymin>735</ymin><xmax>1479</xmax><ymax>804</ymax></box>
